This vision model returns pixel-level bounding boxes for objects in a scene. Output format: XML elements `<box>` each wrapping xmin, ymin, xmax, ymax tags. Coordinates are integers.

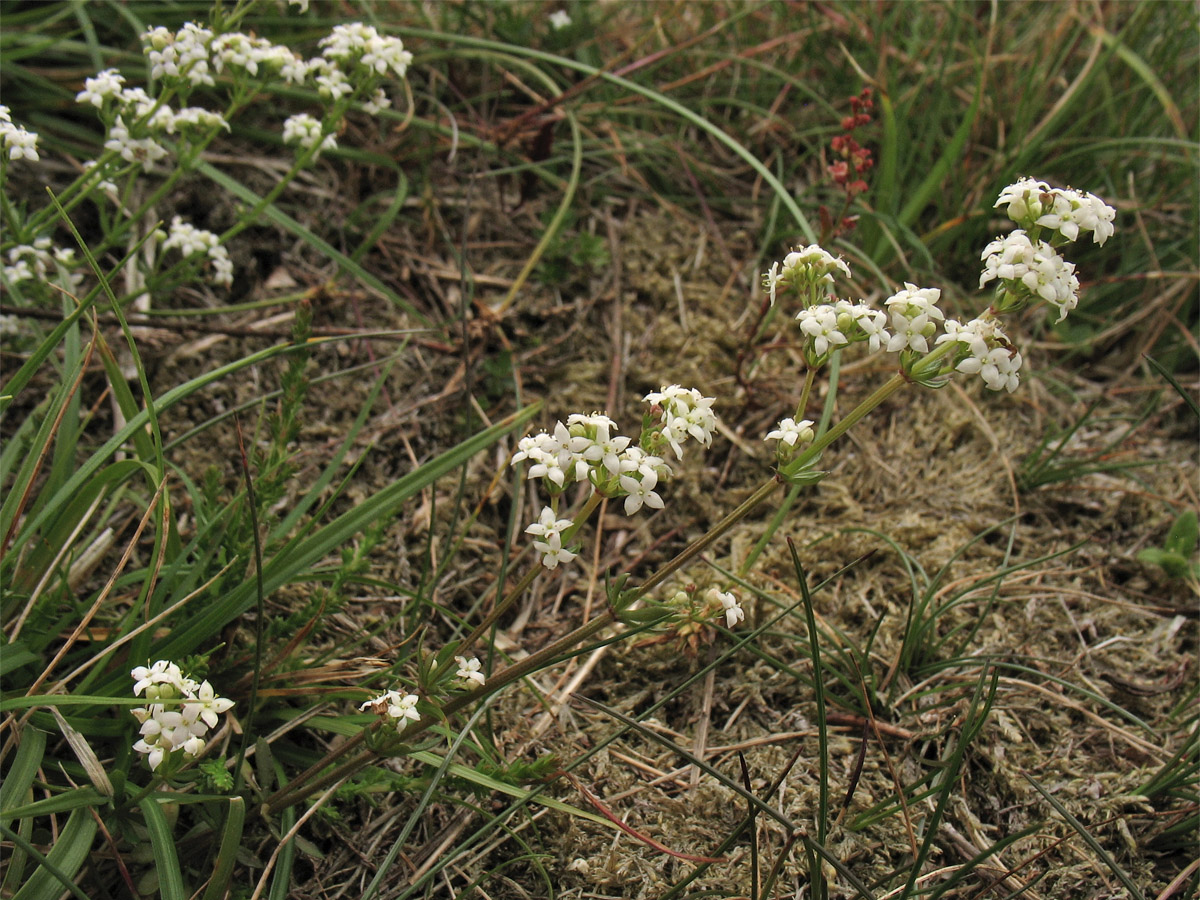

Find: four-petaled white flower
<box><xmin>360</xmin><ymin>690</ymin><xmax>421</xmax><ymax>729</ymax></box>
<box><xmin>706</xmin><ymin>588</ymin><xmax>744</xmax><ymax>628</ymax></box>
<box><xmin>937</xmin><ymin>315</ymin><xmax>1024</xmax><ymax>393</ymax></box>
<box><xmin>549</xmin><ymin>9</ymin><xmax>572</xmax><ymax>29</ymax></box>
<box><xmin>619</xmin><ymin>469</ymin><xmax>665</xmax><ymax>515</ymax></box>
<box><xmin>455</xmin><ymin>656</ymin><xmax>486</xmax><ymax>686</ymax></box>
<box><xmin>796</xmin><ymin>304</ymin><xmax>849</xmax><ymax>357</ymax></box>
<box><xmin>765</xmin><ymin>417</ymin><xmax>815</xmax><ymax>449</ymax></box>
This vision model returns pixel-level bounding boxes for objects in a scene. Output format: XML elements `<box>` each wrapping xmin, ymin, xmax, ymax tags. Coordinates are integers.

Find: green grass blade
<box><xmin>139</xmin><ymin>798</ymin><xmax>188</xmax><ymax>900</ymax></box>
<box><xmin>201</xmin><ymin>798</ymin><xmax>245</xmax><ymax>900</ymax></box>
<box><xmin>194</xmin><ymin>161</ymin><xmax>430</xmax><ymax>326</ymax></box>
<box><xmin>0</xmin><ymin>727</ymin><xmax>46</xmax><ymax>826</ymax></box>
<box><xmin>1023</xmin><ymin>773</ymin><xmax>1145</xmax><ymax>900</ymax></box>
<box><xmin>895</xmin><ymin>66</ymin><xmax>982</xmax><ymax>233</ymax></box>
<box><xmin>397</xmin><ymin>27</ymin><xmax>817</xmax><ymax>242</ymax></box>
<box><xmin>139</xmin><ymin>403</ymin><xmax>541</xmax><ymax>670</ymax></box>
<box><xmin>1145</xmin><ymin>353</ymin><xmax>1200</xmax><ymax>419</ymax></box>
<box><xmin>6</xmin><ymin>807</ymin><xmax>96</xmax><ymax>900</ymax></box>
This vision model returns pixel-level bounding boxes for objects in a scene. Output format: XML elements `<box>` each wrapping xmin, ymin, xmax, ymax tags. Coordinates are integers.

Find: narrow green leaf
<box><xmin>201</xmin><ymin>798</ymin><xmax>246</xmax><ymax>900</ymax></box>
<box><xmin>0</xmin><ymin>727</ymin><xmax>46</xmax><ymax>821</ymax></box>
<box><xmin>896</xmin><ymin>66</ymin><xmax>982</xmax><ymax>231</ymax></box>
<box><xmin>143</xmin><ymin>403</ymin><xmax>540</xmax><ymax>667</ymax></box>
<box><xmin>1</xmin><ymin>787</ymin><xmax>107</xmax><ymax>821</ymax></box>
<box><xmin>1144</xmin><ymin>354</ymin><xmax>1200</xmax><ymax>420</ymax></box>
<box><xmin>139</xmin><ymin>798</ymin><xmax>188</xmax><ymax>900</ymax></box>
<box><xmin>1024</xmin><ymin>773</ymin><xmax>1146</xmax><ymax>900</ymax></box>
<box><xmin>7</xmin><ymin>806</ymin><xmax>97</xmax><ymax>900</ymax></box>
<box><xmin>195</xmin><ymin>161</ymin><xmax>430</xmax><ymax>326</ymax></box>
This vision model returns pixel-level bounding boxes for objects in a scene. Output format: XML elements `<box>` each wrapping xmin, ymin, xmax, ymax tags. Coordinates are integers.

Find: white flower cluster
<box><xmin>76</xmin><ymin>69</ymin><xmax>126</xmax><ymax>107</ymax></box>
<box><xmin>84</xmin><ymin>74</ymin><xmax>230</xmax><ymax>172</ymax></box>
<box><xmin>644</xmin><ymin>384</ymin><xmax>718</xmax><ymax>459</ymax></box>
<box><xmin>359</xmin><ymin>689</ymin><xmax>421</xmax><ymax>732</ymax></box>
<box><xmin>319</xmin><ymin>23</ymin><xmax>413</xmax><ymax>81</ymax></box>
<box><xmin>3</xmin><ymin>237</ymin><xmax>77</xmax><ymax>287</ymax></box>
<box><xmin>994</xmin><ymin>177</ymin><xmax>1115</xmax><ymax>246</ymax></box>
<box><xmin>143</xmin><ymin>22</ymin><xmax>217</xmax><ymax>86</ymax></box>
<box><xmin>161</xmin><ymin>216</ymin><xmax>233</xmax><ymax>287</ymax></box>
<box><xmin>763</xmin><ymin>244</ymin><xmax>852</xmax><ymax>306</ymax></box>
<box><xmin>936</xmin><ymin>315</ymin><xmax>1023</xmax><ymax>393</ymax></box>
<box><xmin>0</xmin><ymin>106</ymin><xmax>39</xmax><ymax>162</ymax></box>
<box><xmin>511</xmin><ymin>388</ymin><xmax>717</xmax><ymax>568</ymax></box>
<box><xmin>282</xmin><ymin>113</ymin><xmax>338</xmax><ymax>159</ymax></box>
<box><xmin>130</xmin><ymin>660</ymin><xmax>234</xmax><ymax>771</ymax></box>
<box><xmin>979</xmin><ymin>231</ymin><xmax>1080</xmax><ymax>323</ymax></box>
<box><xmin>981</xmin><ymin>178</ymin><xmax>1115</xmax><ymax>323</ymax></box>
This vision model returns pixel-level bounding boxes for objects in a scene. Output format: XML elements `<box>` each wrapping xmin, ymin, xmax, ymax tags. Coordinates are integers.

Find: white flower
<box><xmin>706</xmin><ymin>588</ymin><xmax>744</xmax><ymax>628</ymax></box>
<box><xmin>527</xmin><ymin>453</ymin><xmax>567</xmax><ymax>488</ymax></box>
<box><xmin>130</xmin><ymin>661</ymin><xmax>231</xmax><ymax>769</ymax></box>
<box><xmin>182</xmin><ymin>679</ymin><xmax>235</xmax><ymax>729</ymax></box>
<box><xmin>994</xmin><ymin>177</ymin><xmax>1053</xmax><ymax>223</ymax></box>
<box><xmin>567</xmin><ymin>412</ymin><xmax>618</xmax><ymax>434</ymax></box>
<box><xmin>979</xmin><ymin>231</ymin><xmax>1079</xmax><ymax>321</ymax></box>
<box><xmin>320</xmin><ymin>23</ymin><xmax>413</xmax><ymax>80</ymax></box>
<box><xmin>76</xmin><ymin>69</ymin><xmax>126</xmax><ymax>107</ymax></box>
<box><xmin>995</xmin><ymin>178</ymin><xmax>1116</xmax><ymax>246</ymax></box>
<box><xmin>1035</xmin><ymin>189</ymin><xmax>1116</xmax><ymax>246</ymax></box>
<box><xmin>619</xmin><ymin>469</ymin><xmax>665</xmax><ymax>516</ymax></box>
<box><xmin>851</xmin><ymin>304</ymin><xmax>890</xmax><ymax>352</ymax></box>
<box><xmin>938</xmin><ymin>315</ymin><xmax>1024</xmax><ymax>393</ymax></box>
<box><xmin>765</xmin><ymin>417</ymin><xmax>815</xmax><ymax>449</ymax></box>
<box><xmin>282</xmin><ymin>113</ymin><xmax>337</xmax><ymax>159</ymax></box>
<box><xmin>362</xmin><ymin>88</ymin><xmax>390</xmax><ymax>115</ymax></box>
<box><xmin>526</xmin><ymin>507</ymin><xmax>577</xmax><ymax>569</ymax></box>
<box><xmin>161</xmin><ymin>217</ymin><xmax>233</xmax><ymax>288</ymax></box>
<box><xmin>315</xmin><ymin>66</ymin><xmax>354</xmax><ymax>101</ymax></box>
<box><xmin>796</xmin><ymin>304</ymin><xmax>849</xmax><ymax>357</ymax></box>
<box><xmin>533</xmin><ymin>532</ymin><xmax>577</xmax><ymax>569</ymax></box>
<box><xmin>524</xmin><ymin>506</ymin><xmax>571</xmax><ymax>542</ymax></box>
<box><xmin>549</xmin><ymin>9</ymin><xmax>572</xmax><ymax>29</ymax></box>
<box><xmin>132</xmin><ymin>660</ymin><xmax>197</xmax><ymax>700</ymax></box>
<box><xmin>360</xmin><ymin>690</ymin><xmax>421</xmax><ymax>729</ymax></box>
<box><xmin>762</xmin><ymin>260</ymin><xmax>781</xmax><ymax>306</ymax></box>
<box><xmin>583</xmin><ymin>430</ymin><xmax>631</xmax><ymax>475</ymax></box>
<box><xmin>103</xmin><ymin>116</ymin><xmax>168</xmax><ymax>169</ymax></box>
<box><xmin>780</xmin><ymin>244</ymin><xmax>851</xmax><ymax>288</ymax></box>
<box><xmin>1</xmin><ymin>121</ymin><xmax>38</xmax><ymax>161</ymax></box>
<box><xmin>645</xmin><ymin>385</ymin><xmax>717</xmax><ymax>458</ymax></box>
<box><xmin>142</xmin><ymin>22</ymin><xmax>216</xmax><ymax>86</ymax></box>
<box><xmin>170</xmin><ymin>107</ymin><xmax>230</xmax><ymax>134</ymax></box>
<box><xmin>884</xmin><ymin>283</ymin><xmax>944</xmax><ymax>353</ymax></box>
<box><xmin>454</xmin><ymin>656</ymin><xmax>486</xmax><ymax>686</ymax></box>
